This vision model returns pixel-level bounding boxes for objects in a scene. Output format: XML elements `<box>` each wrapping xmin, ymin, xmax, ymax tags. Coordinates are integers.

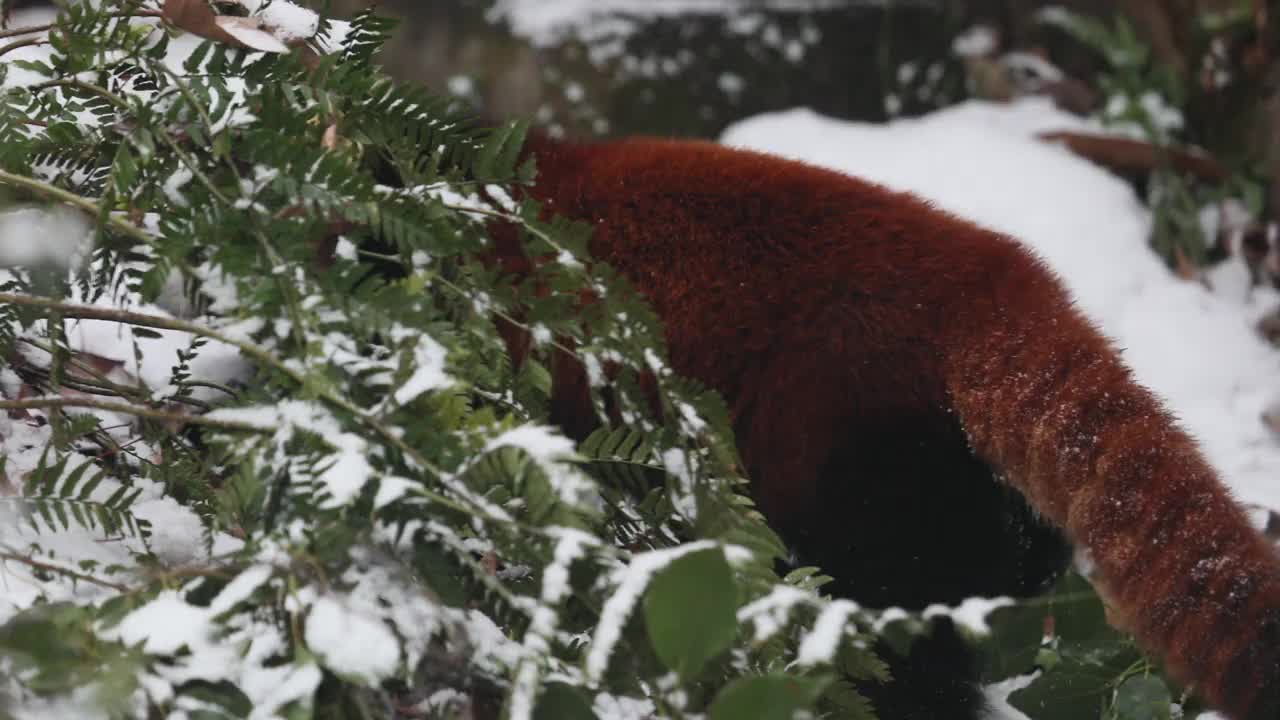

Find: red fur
<box><xmin>504</xmin><ymin>133</ymin><xmax>1280</xmax><ymax>719</ymax></box>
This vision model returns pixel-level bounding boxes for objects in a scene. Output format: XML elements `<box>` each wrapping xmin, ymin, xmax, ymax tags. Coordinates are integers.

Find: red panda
<box><xmin>496</xmin><ymin>133</ymin><xmax>1280</xmax><ymax>720</ymax></box>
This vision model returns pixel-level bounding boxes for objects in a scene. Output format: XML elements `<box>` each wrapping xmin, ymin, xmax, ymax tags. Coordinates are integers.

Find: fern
<box><xmin>578</xmin><ymin>425</ymin><xmax>664</xmax><ymax>494</ymax></box>
<box><xmin>16</xmin><ymin>451</ymin><xmax>149</xmax><ymax>540</ymax></box>
<box><xmin>0</xmin><ymin>3</ymin><xmax>893</xmax><ymax>718</ymax></box>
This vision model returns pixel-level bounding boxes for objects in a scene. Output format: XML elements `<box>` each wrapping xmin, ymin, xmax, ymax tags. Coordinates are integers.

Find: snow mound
<box><xmin>490</xmin><ymin>0</ymin><xmax>863</xmax><ymax>46</ymax></box>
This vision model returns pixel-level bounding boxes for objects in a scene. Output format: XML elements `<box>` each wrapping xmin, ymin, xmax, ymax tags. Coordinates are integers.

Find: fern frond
<box><xmin>578</xmin><ymin>426</ymin><xmax>664</xmax><ymax>496</ymax></box>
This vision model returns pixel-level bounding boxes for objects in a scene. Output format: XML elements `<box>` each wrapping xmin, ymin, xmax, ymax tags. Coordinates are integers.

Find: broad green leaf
<box><xmin>111</xmin><ymin>142</ymin><xmax>137</xmax><ymax>196</ymax></box>
<box><xmin>642</xmin><ymin>547</ymin><xmax>737</xmax><ymax>679</ymax></box>
<box><xmin>533</xmin><ymin>682</ymin><xmax>597</xmax><ymax>720</ymax></box>
<box><xmin>709</xmin><ymin>675</ymin><xmax>828</xmax><ymax>720</ymax></box>
<box><xmin>1009</xmin><ymin>651</ymin><xmax>1134</xmax><ymax>720</ymax></box>
<box><xmin>1112</xmin><ymin>676</ymin><xmax>1172</xmax><ymax>720</ymax></box>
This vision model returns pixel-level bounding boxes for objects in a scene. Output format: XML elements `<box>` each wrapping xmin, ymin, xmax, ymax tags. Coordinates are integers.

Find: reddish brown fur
<box><xmin>505</xmin><ymin>134</ymin><xmax>1280</xmax><ymax>719</ymax></box>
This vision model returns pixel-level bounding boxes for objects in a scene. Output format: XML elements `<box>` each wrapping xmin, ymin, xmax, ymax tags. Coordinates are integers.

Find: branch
<box><xmin>0</xmin><ymin>396</ymin><xmax>269</xmax><ymax>433</ymax></box>
<box><xmin>0</xmin><ymin>36</ymin><xmax>44</xmax><ymax>59</ymax></box>
<box><xmin>0</xmin><ymin>292</ymin><xmax>478</xmax><ymax>512</ymax></box>
<box><xmin>0</xmin><ymin>169</ymin><xmax>153</xmax><ymax>245</ymax></box>
<box><xmin>29</xmin><ymin>75</ymin><xmax>309</xmax><ymax>345</ymax></box>
<box><xmin>0</xmin><ymin>10</ymin><xmax>162</xmax><ymax>41</ymax></box>
<box><xmin>0</xmin><ymin>291</ymin><xmax>265</xmax><ymax>362</ymax></box>
<box><xmin>0</xmin><ymin>24</ymin><xmax>52</xmax><ymax>41</ymax></box>
<box><xmin>1037</xmin><ymin>131</ymin><xmax>1229</xmax><ymax>183</ymax></box>
<box><xmin>18</xmin><ymin>336</ymin><xmax>152</xmax><ymax>401</ymax></box>
<box><xmin>0</xmin><ymin>548</ymin><xmax>132</xmax><ymax>593</ymax></box>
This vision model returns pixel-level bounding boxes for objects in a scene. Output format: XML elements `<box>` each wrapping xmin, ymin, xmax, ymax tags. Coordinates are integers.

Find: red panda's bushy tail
<box><xmin>942</xmin><ymin>244</ymin><xmax>1280</xmax><ymax>720</ymax></box>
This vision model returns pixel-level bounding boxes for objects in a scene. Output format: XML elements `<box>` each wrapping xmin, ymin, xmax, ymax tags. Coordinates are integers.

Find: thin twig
<box><xmin>174</xmin><ymin>379</ymin><xmax>241</xmax><ymax>399</ymax></box>
<box><xmin>0</xmin><ymin>9</ymin><xmax>162</xmax><ymax>41</ymax></box>
<box><xmin>16</xmin><ymin>339</ymin><xmax>211</xmax><ymax>411</ymax></box>
<box><xmin>0</xmin><ymin>396</ymin><xmax>269</xmax><ymax>433</ymax></box>
<box><xmin>144</xmin><ymin>562</ymin><xmax>235</xmax><ymax>585</ymax></box>
<box><xmin>18</xmin><ymin>337</ymin><xmax>149</xmax><ymax>399</ymax></box>
<box><xmin>93</xmin><ymin>432</ymin><xmax>149</xmax><ymax>463</ymax></box>
<box><xmin>0</xmin><ymin>292</ymin><xmax>477</xmax><ymax>509</ymax></box>
<box><xmin>0</xmin><ymin>23</ymin><xmax>53</xmax><ymax>40</ymax></box>
<box><xmin>0</xmin><ymin>549</ymin><xmax>131</xmax><ymax>592</ymax></box>
<box><xmin>0</xmin><ymin>169</ymin><xmax>152</xmax><ymax>245</ymax></box>
<box><xmin>0</xmin><ymin>36</ymin><xmax>44</xmax><ymax>59</ymax></box>
<box><xmin>69</xmin><ymin>64</ymin><xmax>309</xmax><ymax>348</ymax></box>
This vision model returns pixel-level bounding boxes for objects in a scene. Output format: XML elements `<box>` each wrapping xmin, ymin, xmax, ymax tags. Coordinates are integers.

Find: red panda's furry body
<box><xmin>507</xmin><ymin>134</ymin><xmax>1280</xmax><ymax>719</ymax></box>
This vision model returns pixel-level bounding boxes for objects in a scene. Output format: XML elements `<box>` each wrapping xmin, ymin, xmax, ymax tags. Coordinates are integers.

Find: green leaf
<box><xmin>708</xmin><ymin>675</ymin><xmax>828</xmax><ymax>720</ymax></box>
<box><xmin>77</xmin><ymin>470</ymin><xmax>106</xmax><ymax>500</ymax></box>
<box><xmin>980</xmin><ymin>571</ymin><xmax>1117</xmax><ymax>683</ymax></box>
<box><xmin>1008</xmin><ymin>650</ymin><xmax>1134</xmax><ymax>720</ymax></box>
<box><xmin>472</xmin><ymin>119</ymin><xmax>529</xmax><ymax>180</ymax></box>
<box><xmin>533</xmin><ymin>682</ymin><xmax>597</xmax><ymax>720</ymax></box>
<box><xmin>979</xmin><ymin>600</ymin><xmax>1046</xmax><ymax>683</ymax></box>
<box><xmin>111</xmin><ymin>142</ymin><xmax>137</xmax><ymax>195</ymax></box>
<box><xmin>642</xmin><ymin>547</ymin><xmax>737</xmax><ymax>679</ymax></box>
<box><xmin>51</xmin><ymin>500</ymin><xmax>70</xmax><ymax>531</ymax></box>
<box><xmin>57</xmin><ymin>460</ymin><xmax>92</xmax><ymax>498</ymax></box>
<box><xmin>1112</xmin><ymin>676</ymin><xmax>1172</xmax><ymax>720</ymax></box>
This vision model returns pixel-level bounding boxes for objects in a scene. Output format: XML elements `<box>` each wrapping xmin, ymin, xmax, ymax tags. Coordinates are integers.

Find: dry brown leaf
<box><xmin>321</xmin><ymin>122</ymin><xmax>339</xmax><ymax>151</ymax></box>
<box><xmin>163</xmin><ymin>0</ymin><xmax>291</xmax><ymax>53</ymax></box>
<box><xmin>162</xmin><ymin>0</ymin><xmax>242</xmax><ymax>47</ymax></box>
<box><xmin>215</xmin><ymin>16</ymin><xmax>288</xmax><ymax>53</ymax></box>
<box><xmin>1037</xmin><ymin>130</ymin><xmax>1229</xmax><ymax>184</ymax></box>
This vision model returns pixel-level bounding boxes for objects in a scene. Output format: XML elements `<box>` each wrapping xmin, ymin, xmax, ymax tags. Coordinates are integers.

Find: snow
<box><xmin>104</xmin><ymin>578</ymin><xmax>321</xmax><ymax>714</ymax></box>
<box><xmin>112</xmin><ymin>591</ymin><xmax>213</xmax><ymax>655</ymax></box>
<box><xmin>490</xmin><ymin>0</ymin><xmax>876</xmax><ymax>46</ymax></box>
<box><xmin>594</xmin><ymin>693</ymin><xmax>658</xmax><ymax>719</ymax></box>
<box><xmin>59</xmin><ymin>306</ymin><xmax>251</xmax><ymax>404</ymax></box>
<box><xmin>794</xmin><ymin>599</ymin><xmax>860</xmax><ymax>667</ymax></box>
<box><xmin>387</xmin><ymin>327</ymin><xmax>451</xmax><ymax>406</ymax></box>
<box><xmin>0</xmin><ymin>436</ymin><xmax>244</xmax><ymax>626</ymax></box>
<box><xmin>208</xmin><ymin>564</ymin><xmax>273</xmax><ymax>614</ymax></box>
<box><xmin>339</xmin><ymin>560</ymin><xmax>444</xmax><ymax>672</ymax></box>
<box><xmin>953</xmin><ymin>25</ymin><xmax>998</xmax><ymax>58</ymax></box>
<box><xmin>722</xmin><ymin>97</ymin><xmax>1280</xmax><ymax>513</ymax></box>
<box><xmin>509</xmin><ymin>528</ymin><xmax>598</xmax><ymax>719</ymax></box>
<box><xmin>0</xmin><ymin>7</ymin><xmax>58</xmax><ymax>89</ymax></box>
<box><xmin>304</xmin><ymin>594</ymin><xmax>400</xmax><ymax>683</ymax></box>
<box><xmin>925</xmin><ymin>596</ymin><xmax>1014</xmax><ymax>635</ymax></box>
<box><xmin>1003</xmin><ymin>51</ymin><xmax>1065</xmax><ymax>84</ymax></box>
<box><xmin>207</xmin><ymin>400</ymin><xmax>378</xmax><ymax>508</ymax></box>
<box><xmin>540</xmin><ymin>527</ymin><xmax>597</xmax><ymax>605</ymax></box>
<box><xmin>0</xmin><ymin>206</ymin><xmax>93</xmax><ymax>269</ymax></box>
<box><xmin>241</xmin><ymin>662</ymin><xmax>323</xmax><ymax>720</ymax></box>
<box><xmin>131</xmin><ymin>496</ymin><xmax>215</xmax><ymax>565</ymax></box>
<box><xmin>737</xmin><ymin>584</ymin><xmax>812</xmax><ymax>643</ymax></box>
<box><xmin>484</xmin><ymin>424</ymin><xmax>598</xmax><ymax>509</ymax></box>
<box><xmin>231</xmin><ymin>0</ymin><xmax>320</xmax><ymax>42</ymax></box>
<box><xmin>460</xmin><ymin>607</ymin><xmax>531</xmax><ymax>675</ymax></box>
<box><xmin>584</xmin><ymin>540</ymin><xmax>717</xmax><ymax>682</ymax></box>
<box><xmin>373</xmin><ymin>475</ymin><xmax>416</xmax><ymax>509</ymax></box>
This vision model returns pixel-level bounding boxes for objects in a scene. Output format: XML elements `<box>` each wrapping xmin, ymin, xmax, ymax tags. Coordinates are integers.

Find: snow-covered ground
<box><xmin>490</xmin><ymin>0</ymin><xmax>867</xmax><ymax>46</ymax></box>
<box><xmin>724</xmin><ymin>98</ymin><xmax>1280</xmax><ymax>515</ymax></box>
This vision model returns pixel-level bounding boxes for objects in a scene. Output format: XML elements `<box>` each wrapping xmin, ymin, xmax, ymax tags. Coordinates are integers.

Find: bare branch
<box><xmin>0</xmin><ymin>36</ymin><xmax>45</xmax><ymax>59</ymax></box>
<box><xmin>0</xmin><ymin>10</ymin><xmax>163</xmax><ymax>41</ymax></box>
<box><xmin>0</xmin><ymin>396</ymin><xmax>270</xmax><ymax>433</ymax></box>
<box><xmin>0</xmin><ymin>548</ymin><xmax>132</xmax><ymax>593</ymax></box>
<box><xmin>0</xmin><ymin>169</ymin><xmax>153</xmax><ymax>246</ymax></box>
